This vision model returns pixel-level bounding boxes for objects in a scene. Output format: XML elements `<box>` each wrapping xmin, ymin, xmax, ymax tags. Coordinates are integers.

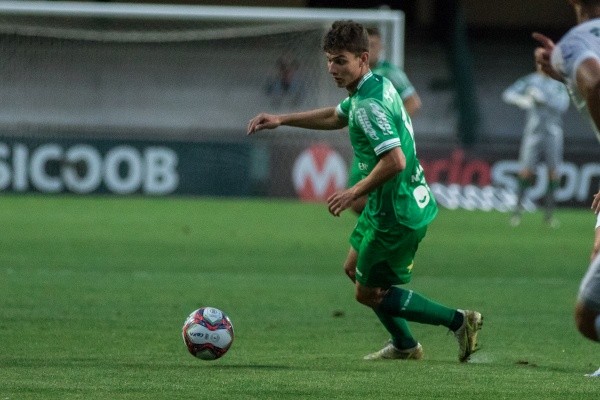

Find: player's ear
<box><xmin>360</xmin><ymin>52</ymin><xmax>369</xmax><ymax>67</ymax></box>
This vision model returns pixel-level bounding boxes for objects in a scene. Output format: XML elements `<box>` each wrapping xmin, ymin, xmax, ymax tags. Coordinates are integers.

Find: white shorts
<box><xmin>519</xmin><ymin>131</ymin><xmax>562</xmax><ymax>172</ymax></box>
<box><xmin>578</xmin><ymin>253</ymin><xmax>600</xmax><ymax>311</ymax></box>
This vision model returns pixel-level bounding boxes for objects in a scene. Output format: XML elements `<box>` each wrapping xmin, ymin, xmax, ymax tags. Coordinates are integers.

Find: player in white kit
<box><xmin>534</xmin><ymin>0</ymin><xmax>600</xmax><ymax>378</ymax></box>
<box><xmin>502</xmin><ymin>64</ymin><xmax>569</xmax><ymax>228</ymax></box>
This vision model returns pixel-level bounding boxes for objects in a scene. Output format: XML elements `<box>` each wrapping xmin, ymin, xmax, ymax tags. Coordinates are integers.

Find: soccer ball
<box><xmin>182</xmin><ymin>307</ymin><xmax>234</xmax><ymax>360</ymax></box>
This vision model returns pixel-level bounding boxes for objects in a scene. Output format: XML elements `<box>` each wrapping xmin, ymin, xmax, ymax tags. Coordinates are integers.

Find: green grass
<box><xmin>0</xmin><ymin>195</ymin><xmax>598</xmax><ymax>399</ymax></box>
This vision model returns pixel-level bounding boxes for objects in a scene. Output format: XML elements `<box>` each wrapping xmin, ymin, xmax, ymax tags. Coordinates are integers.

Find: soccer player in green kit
<box><xmin>247</xmin><ymin>20</ymin><xmax>482</xmax><ymax>362</ymax></box>
<box><xmin>346</xmin><ymin>27</ymin><xmax>422</xmax><ymax>214</ymax></box>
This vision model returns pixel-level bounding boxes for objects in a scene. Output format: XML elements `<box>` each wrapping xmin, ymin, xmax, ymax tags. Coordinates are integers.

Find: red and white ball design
<box><xmin>182</xmin><ymin>307</ymin><xmax>234</xmax><ymax>360</ymax></box>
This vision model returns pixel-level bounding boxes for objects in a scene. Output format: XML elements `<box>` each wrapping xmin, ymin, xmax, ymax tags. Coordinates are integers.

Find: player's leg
<box><xmin>543</xmin><ymin>131</ymin><xmax>562</xmax><ymax>227</ymax></box>
<box><xmin>575</xmin><ymin>254</ymin><xmax>600</xmax><ymax>342</ymax></box>
<box><xmin>353</xmin><ymin>222</ymin><xmax>482</xmax><ymax>361</ymax></box>
<box><xmin>347</xmin><ymin>223</ymin><xmax>419</xmax><ymax>359</ymax></box>
<box><xmin>512</xmin><ymin>133</ymin><xmax>539</xmax><ymax>226</ymax></box>
<box><xmin>575</xmin><ymin>254</ymin><xmax>600</xmax><ymax>376</ymax></box>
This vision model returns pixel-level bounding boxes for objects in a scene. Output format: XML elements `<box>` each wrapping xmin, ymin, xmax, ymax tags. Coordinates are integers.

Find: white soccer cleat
<box><xmin>454</xmin><ymin>309</ymin><xmax>483</xmax><ymax>362</ymax></box>
<box><xmin>363</xmin><ymin>341</ymin><xmax>423</xmax><ymax>361</ymax></box>
<box><xmin>585</xmin><ymin>367</ymin><xmax>600</xmax><ymax>377</ymax></box>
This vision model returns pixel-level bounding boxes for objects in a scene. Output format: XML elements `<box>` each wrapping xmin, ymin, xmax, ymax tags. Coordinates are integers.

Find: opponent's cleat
<box><xmin>545</xmin><ymin>217</ymin><xmax>561</xmax><ymax>229</ymax></box>
<box><xmin>454</xmin><ymin>309</ymin><xmax>483</xmax><ymax>362</ymax></box>
<box><xmin>363</xmin><ymin>341</ymin><xmax>423</xmax><ymax>360</ymax></box>
<box><xmin>585</xmin><ymin>367</ymin><xmax>600</xmax><ymax>377</ymax></box>
<box><xmin>510</xmin><ymin>215</ymin><xmax>521</xmax><ymax>227</ymax></box>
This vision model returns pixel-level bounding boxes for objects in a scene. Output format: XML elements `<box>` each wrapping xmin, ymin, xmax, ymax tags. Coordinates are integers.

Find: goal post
<box><xmin>0</xmin><ymin>1</ymin><xmax>405</xmax><ymax>137</ymax></box>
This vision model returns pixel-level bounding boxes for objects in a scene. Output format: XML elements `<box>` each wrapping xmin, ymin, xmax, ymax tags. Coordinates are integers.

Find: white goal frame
<box><xmin>0</xmin><ymin>1</ymin><xmax>405</xmax><ymax>67</ymax></box>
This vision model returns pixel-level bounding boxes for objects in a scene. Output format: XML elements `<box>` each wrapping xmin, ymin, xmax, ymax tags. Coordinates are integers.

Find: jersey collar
<box><xmin>355</xmin><ymin>70</ymin><xmax>373</xmax><ymax>92</ymax></box>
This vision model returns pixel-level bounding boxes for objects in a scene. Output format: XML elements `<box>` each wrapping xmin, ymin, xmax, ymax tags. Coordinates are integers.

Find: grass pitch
<box><xmin>0</xmin><ymin>195</ymin><xmax>598</xmax><ymax>399</ymax></box>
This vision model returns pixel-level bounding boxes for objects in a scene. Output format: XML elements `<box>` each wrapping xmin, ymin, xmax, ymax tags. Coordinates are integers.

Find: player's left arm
<box><xmin>327</xmin><ymin>147</ymin><xmax>405</xmax><ymax>217</ymax></box>
<box><xmin>402</xmin><ymin>93</ymin><xmax>422</xmax><ymax>117</ymax></box>
<box><xmin>576</xmin><ymin>58</ymin><xmax>600</xmax><ymax>132</ymax></box>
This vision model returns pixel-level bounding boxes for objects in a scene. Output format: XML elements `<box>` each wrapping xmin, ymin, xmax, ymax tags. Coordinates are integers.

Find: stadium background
<box><xmin>2</xmin><ymin>0</ymin><xmax>598</xmax><ymax>210</ymax></box>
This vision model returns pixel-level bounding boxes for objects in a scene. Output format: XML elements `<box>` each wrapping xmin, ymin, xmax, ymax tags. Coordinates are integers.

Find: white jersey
<box><xmin>552</xmin><ymin>18</ymin><xmax>600</xmax><ymax>140</ymax></box>
<box><xmin>502</xmin><ymin>72</ymin><xmax>569</xmax><ymax>135</ymax></box>
<box><xmin>555</xmin><ymin>19</ymin><xmax>600</xmax><ymax>308</ymax></box>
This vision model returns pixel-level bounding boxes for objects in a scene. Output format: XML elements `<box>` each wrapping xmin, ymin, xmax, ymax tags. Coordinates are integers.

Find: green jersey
<box><xmin>371</xmin><ymin>60</ymin><xmax>416</xmax><ymax>102</ymax></box>
<box><xmin>336</xmin><ymin>71</ymin><xmax>437</xmax><ymax>230</ymax></box>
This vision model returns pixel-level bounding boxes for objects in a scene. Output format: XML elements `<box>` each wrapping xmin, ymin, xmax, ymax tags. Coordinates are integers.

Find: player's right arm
<box><xmin>247</xmin><ymin>107</ymin><xmax>346</xmax><ymax>135</ymax></box>
<box><xmin>533</xmin><ymin>32</ymin><xmax>565</xmax><ymax>82</ymax></box>
<box><xmin>576</xmin><ymin>58</ymin><xmax>600</xmax><ymax>132</ymax></box>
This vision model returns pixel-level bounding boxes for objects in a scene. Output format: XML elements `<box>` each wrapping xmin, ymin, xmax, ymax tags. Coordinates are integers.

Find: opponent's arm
<box><xmin>576</xmin><ymin>58</ymin><xmax>600</xmax><ymax>133</ymax></box>
<box><xmin>327</xmin><ymin>147</ymin><xmax>405</xmax><ymax>217</ymax></box>
<box><xmin>402</xmin><ymin>93</ymin><xmax>422</xmax><ymax>117</ymax></box>
<box><xmin>247</xmin><ymin>107</ymin><xmax>346</xmax><ymax>135</ymax></box>
<box><xmin>590</xmin><ymin>192</ymin><xmax>600</xmax><ymax>260</ymax></box>
<box><xmin>532</xmin><ymin>32</ymin><xmax>565</xmax><ymax>82</ymax></box>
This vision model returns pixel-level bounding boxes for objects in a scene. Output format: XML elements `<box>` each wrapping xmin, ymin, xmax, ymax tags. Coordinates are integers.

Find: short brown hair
<box><xmin>323</xmin><ymin>20</ymin><xmax>369</xmax><ymax>56</ymax></box>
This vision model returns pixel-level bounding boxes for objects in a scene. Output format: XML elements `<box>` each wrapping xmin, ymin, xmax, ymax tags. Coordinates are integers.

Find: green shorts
<box><xmin>349</xmin><ymin>214</ymin><xmax>428</xmax><ymax>288</ymax></box>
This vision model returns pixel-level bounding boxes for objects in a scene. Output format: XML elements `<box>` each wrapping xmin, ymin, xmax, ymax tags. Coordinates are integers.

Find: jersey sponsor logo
<box><xmin>355</xmin><ymin>107</ymin><xmax>379</xmax><ymax>140</ymax></box>
<box><xmin>369</xmin><ymin>102</ymin><xmax>394</xmax><ymax>136</ymax></box>
<box><xmin>413</xmin><ymin>185</ymin><xmax>431</xmax><ymax>209</ymax></box>
<box><xmin>292</xmin><ymin>143</ymin><xmax>347</xmax><ymax>201</ymax></box>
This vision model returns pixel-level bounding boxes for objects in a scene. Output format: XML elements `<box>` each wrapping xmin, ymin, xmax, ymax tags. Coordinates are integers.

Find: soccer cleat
<box><xmin>363</xmin><ymin>341</ymin><xmax>423</xmax><ymax>361</ymax></box>
<box><xmin>544</xmin><ymin>217</ymin><xmax>561</xmax><ymax>229</ymax></box>
<box><xmin>454</xmin><ymin>309</ymin><xmax>483</xmax><ymax>362</ymax></box>
<box><xmin>510</xmin><ymin>215</ymin><xmax>521</xmax><ymax>227</ymax></box>
<box><xmin>585</xmin><ymin>367</ymin><xmax>600</xmax><ymax>377</ymax></box>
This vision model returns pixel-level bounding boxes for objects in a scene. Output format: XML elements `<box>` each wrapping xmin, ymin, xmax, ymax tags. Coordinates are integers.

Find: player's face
<box><xmin>325</xmin><ymin>50</ymin><xmax>368</xmax><ymax>91</ymax></box>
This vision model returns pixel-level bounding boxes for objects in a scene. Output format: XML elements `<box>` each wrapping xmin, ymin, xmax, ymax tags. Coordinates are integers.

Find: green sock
<box><xmin>544</xmin><ymin>179</ymin><xmax>559</xmax><ymax>219</ymax></box>
<box><xmin>379</xmin><ymin>287</ymin><xmax>459</xmax><ymax>329</ymax></box>
<box><xmin>514</xmin><ymin>177</ymin><xmax>530</xmax><ymax>215</ymax></box>
<box><xmin>373</xmin><ymin>308</ymin><xmax>418</xmax><ymax>350</ymax></box>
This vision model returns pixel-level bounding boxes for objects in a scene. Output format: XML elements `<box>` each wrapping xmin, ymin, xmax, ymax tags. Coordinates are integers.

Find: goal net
<box><xmin>0</xmin><ymin>1</ymin><xmax>404</xmax><ymax>139</ymax></box>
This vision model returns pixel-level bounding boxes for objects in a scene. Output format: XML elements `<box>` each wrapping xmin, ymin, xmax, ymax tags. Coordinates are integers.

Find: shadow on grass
<box><xmin>0</xmin><ymin>356</ymin><xmax>294</xmax><ymax>371</ymax></box>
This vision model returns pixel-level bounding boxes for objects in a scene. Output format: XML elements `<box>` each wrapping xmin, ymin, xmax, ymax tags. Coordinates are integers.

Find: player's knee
<box><xmin>354</xmin><ymin>291</ymin><xmax>376</xmax><ymax>308</ymax></box>
<box><xmin>354</xmin><ymin>285</ymin><xmax>381</xmax><ymax>308</ymax></box>
<box><xmin>574</xmin><ymin>302</ymin><xmax>600</xmax><ymax>342</ymax></box>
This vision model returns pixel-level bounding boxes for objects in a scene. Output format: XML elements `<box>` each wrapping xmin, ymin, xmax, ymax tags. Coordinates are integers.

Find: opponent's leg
<box><xmin>544</xmin><ymin>177</ymin><xmax>560</xmax><ymax>228</ymax></box>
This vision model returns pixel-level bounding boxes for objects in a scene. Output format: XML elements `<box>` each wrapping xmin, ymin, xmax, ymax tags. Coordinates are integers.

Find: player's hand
<box><xmin>592</xmin><ymin>227</ymin><xmax>600</xmax><ymax>261</ymax></box>
<box><xmin>527</xmin><ymin>87</ymin><xmax>545</xmax><ymax>103</ymax></box>
<box><xmin>247</xmin><ymin>113</ymin><xmax>281</xmax><ymax>135</ymax></box>
<box><xmin>592</xmin><ymin>191</ymin><xmax>600</xmax><ymax>214</ymax></box>
<box><xmin>327</xmin><ymin>189</ymin><xmax>355</xmax><ymax>217</ymax></box>
<box><xmin>532</xmin><ymin>32</ymin><xmax>564</xmax><ymax>82</ymax></box>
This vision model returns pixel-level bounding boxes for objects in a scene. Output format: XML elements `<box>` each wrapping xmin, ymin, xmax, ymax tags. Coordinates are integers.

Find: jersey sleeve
<box><xmin>553</xmin><ymin>32</ymin><xmax>600</xmax><ymax>84</ymax></box>
<box><xmin>335</xmin><ymin>96</ymin><xmax>351</xmax><ymax>121</ymax></box>
<box><xmin>354</xmin><ymin>98</ymin><xmax>400</xmax><ymax>156</ymax></box>
<box><xmin>502</xmin><ymin>75</ymin><xmax>533</xmax><ymax>109</ymax></box>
